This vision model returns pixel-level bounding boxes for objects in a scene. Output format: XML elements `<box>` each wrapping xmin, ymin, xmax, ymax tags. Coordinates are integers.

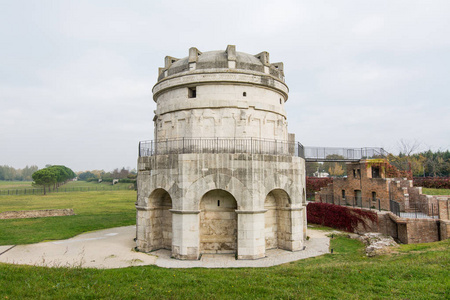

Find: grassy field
<box><xmin>0</xmin><ymin>190</ymin><xmax>136</xmax><ymax>245</ymax></box>
<box><xmin>0</xmin><ymin>180</ymin><xmax>33</xmax><ymax>189</ymax></box>
<box><xmin>0</xmin><ymin>190</ymin><xmax>449</xmax><ymax>298</ymax></box>
<box><xmin>0</xmin><ymin>236</ymin><xmax>448</xmax><ymax>299</ymax></box>
<box><xmin>422</xmin><ymin>188</ymin><xmax>450</xmax><ymax>195</ymax></box>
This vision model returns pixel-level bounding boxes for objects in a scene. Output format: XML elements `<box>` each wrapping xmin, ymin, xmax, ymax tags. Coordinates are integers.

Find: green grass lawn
<box><xmin>0</xmin><ymin>191</ymin><xmax>449</xmax><ymax>298</ymax></box>
<box><xmin>0</xmin><ymin>190</ymin><xmax>136</xmax><ymax>245</ymax></box>
<box><xmin>0</xmin><ymin>236</ymin><xmax>448</xmax><ymax>299</ymax></box>
<box><xmin>422</xmin><ymin>188</ymin><xmax>450</xmax><ymax>195</ymax></box>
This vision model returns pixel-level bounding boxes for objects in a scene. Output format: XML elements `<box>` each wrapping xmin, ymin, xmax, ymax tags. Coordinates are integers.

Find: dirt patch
<box><xmin>0</xmin><ymin>209</ymin><xmax>75</xmax><ymax>219</ymax></box>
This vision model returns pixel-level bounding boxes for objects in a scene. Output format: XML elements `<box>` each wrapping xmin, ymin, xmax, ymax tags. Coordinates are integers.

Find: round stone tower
<box><xmin>136</xmin><ymin>45</ymin><xmax>306</xmax><ymax>260</ymax></box>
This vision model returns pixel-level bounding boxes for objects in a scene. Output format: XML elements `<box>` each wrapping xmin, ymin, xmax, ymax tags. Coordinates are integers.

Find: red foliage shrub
<box><xmin>307</xmin><ymin>202</ymin><xmax>378</xmax><ymax>232</ymax></box>
<box><xmin>386</xmin><ymin>163</ymin><xmax>412</xmax><ymax>179</ymax></box>
<box><xmin>413</xmin><ymin>177</ymin><xmax>450</xmax><ymax>189</ymax></box>
<box><xmin>306</xmin><ymin>177</ymin><xmax>333</xmax><ymax>194</ymax></box>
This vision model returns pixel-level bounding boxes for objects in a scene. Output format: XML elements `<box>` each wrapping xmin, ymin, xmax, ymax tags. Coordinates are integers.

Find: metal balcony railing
<box><xmin>303</xmin><ymin>147</ymin><xmax>388</xmax><ymax>162</ymax></box>
<box><xmin>139</xmin><ymin>138</ymin><xmax>304</xmax><ymax>158</ymax></box>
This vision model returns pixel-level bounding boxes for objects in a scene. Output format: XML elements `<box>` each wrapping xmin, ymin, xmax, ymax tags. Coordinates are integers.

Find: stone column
<box><xmin>288</xmin><ymin>207</ymin><xmax>305</xmax><ymax>251</ymax></box>
<box><xmin>236</xmin><ymin>210</ymin><xmax>266</xmax><ymax>259</ymax></box>
<box><xmin>170</xmin><ymin>210</ymin><xmax>200</xmax><ymax>260</ymax></box>
<box><xmin>135</xmin><ymin>206</ymin><xmax>152</xmax><ymax>252</ymax></box>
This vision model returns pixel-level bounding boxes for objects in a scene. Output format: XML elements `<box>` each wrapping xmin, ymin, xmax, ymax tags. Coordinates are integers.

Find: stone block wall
<box><xmin>137</xmin><ymin>152</ymin><xmax>306</xmax><ymax>260</ymax></box>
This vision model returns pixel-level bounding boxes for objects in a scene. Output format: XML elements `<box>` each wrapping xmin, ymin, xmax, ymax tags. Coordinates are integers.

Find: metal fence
<box><xmin>139</xmin><ymin>138</ymin><xmax>304</xmax><ymax>158</ymax></box>
<box><xmin>303</xmin><ymin>147</ymin><xmax>388</xmax><ymax>162</ymax></box>
<box><xmin>320</xmin><ymin>194</ymin><xmax>382</xmax><ymax>212</ymax></box>
<box><xmin>0</xmin><ymin>185</ymin><xmax>133</xmax><ymax>196</ymax></box>
<box><xmin>390</xmin><ymin>199</ymin><xmax>438</xmax><ymax>219</ymax></box>
<box><xmin>319</xmin><ymin>195</ymin><xmax>439</xmax><ymax>219</ymax></box>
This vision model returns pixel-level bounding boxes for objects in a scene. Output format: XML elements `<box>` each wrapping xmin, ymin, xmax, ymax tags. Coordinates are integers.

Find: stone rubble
<box><xmin>350</xmin><ymin>232</ymin><xmax>398</xmax><ymax>257</ymax></box>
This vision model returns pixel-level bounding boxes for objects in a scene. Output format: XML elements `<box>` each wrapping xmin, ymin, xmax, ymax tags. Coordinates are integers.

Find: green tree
<box><xmin>78</xmin><ymin>171</ymin><xmax>97</xmax><ymax>181</ymax></box>
<box><xmin>32</xmin><ymin>169</ymin><xmax>57</xmax><ymax>195</ymax></box>
<box><xmin>322</xmin><ymin>155</ymin><xmax>346</xmax><ymax>177</ymax></box>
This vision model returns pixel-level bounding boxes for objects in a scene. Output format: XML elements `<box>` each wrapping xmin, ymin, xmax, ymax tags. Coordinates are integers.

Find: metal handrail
<box><xmin>139</xmin><ymin>138</ymin><xmax>304</xmax><ymax>158</ymax></box>
<box><xmin>303</xmin><ymin>146</ymin><xmax>388</xmax><ymax>162</ymax></box>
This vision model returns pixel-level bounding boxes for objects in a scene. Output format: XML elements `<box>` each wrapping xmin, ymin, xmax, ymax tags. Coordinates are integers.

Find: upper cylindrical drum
<box><xmin>152</xmin><ymin>45</ymin><xmax>290</xmax><ymax>141</ymax></box>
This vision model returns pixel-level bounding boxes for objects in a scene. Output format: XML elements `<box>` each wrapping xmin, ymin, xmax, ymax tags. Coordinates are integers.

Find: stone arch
<box><xmin>199</xmin><ymin>189</ymin><xmax>237</xmax><ymax>254</ymax></box>
<box><xmin>148</xmin><ymin>188</ymin><xmax>173</xmax><ymax>250</ymax></box>
<box><xmin>263</xmin><ymin>174</ymin><xmax>302</xmax><ymax>207</ymax></box>
<box><xmin>137</xmin><ymin>172</ymin><xmax>180</xmax><ymax>209</ymax></box>
<box><xmin>264</xmin><ymin>189</ymin><xmax>291</xmax><ymax>250</ymax></box>
<box><xmin>185</xmin><ymin>173</ymin><xmax>251</xmax><ymax>211</ymax></box>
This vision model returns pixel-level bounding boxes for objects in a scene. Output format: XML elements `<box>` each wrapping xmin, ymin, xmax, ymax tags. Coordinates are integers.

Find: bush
<box><xmin>307</xmin><ymin>202</ymin><xmax>378</xmax><ymax>232</ymax></box>
<box><xmin>413</xmin><ymin>177</ymin><xmax>450</xmax><ymax>189</ymax></box>
<box><xmin>119</xmin><ymin>178</ymin><xmax>136</xmax><ymax>183</ymax></box>
<box><xmin>306</xmin><ymin>177</ymin><xmax>333</xmax><ymax>194</ymax></box>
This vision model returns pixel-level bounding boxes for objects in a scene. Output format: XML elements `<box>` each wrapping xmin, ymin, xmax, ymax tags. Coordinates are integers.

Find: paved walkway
<box><xmin>0</xmin><ymin>226</ymin><xmax>330</xmax><ymax>269</ymax></box>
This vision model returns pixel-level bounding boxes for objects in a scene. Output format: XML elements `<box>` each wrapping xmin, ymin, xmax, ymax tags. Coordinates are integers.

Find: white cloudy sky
<box><xmin>1</xmin><ymin>0</ymin><xmax>449</xmax><ymax>172</ymax></box>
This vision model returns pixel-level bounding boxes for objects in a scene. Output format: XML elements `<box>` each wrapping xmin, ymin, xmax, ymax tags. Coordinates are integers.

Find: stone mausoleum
<box><xmin>136</xmin><ymin>45</ymin><xmax>306</xmax><ymax>260</ymax></box>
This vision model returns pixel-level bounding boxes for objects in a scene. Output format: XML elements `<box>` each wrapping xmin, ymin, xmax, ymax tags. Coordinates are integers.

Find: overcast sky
<box><xmin>1</xmin><ymin>0</ymin><xmax>449</xmax><ymax>172</ymax></box>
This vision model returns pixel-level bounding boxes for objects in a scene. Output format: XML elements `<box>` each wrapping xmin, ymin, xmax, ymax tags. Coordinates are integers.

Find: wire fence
<box><xmin>139</xmin><ymin>138</ymin><xmax>304</xmax><ymax>157</ymax></box>
<box><xmin>0</xmin><ymin>185</ymin><xmax>134</xmax><ymax>196</ymax></box>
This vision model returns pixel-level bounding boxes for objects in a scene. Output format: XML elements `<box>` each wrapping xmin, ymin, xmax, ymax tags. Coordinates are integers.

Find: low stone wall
<box><xmin>350</xmin><ymin>207</ymin><xmax>446</xmax><ymax>244</ymax></box>
<box><xmin>0</xmin><ymin>209</ymin><xmax>75</xmax><ymax>219</ymax></box>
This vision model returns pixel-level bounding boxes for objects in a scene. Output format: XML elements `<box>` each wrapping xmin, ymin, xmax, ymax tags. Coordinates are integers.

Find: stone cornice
<box><xmin>169</xmin><ymin>209</ymin><xmax>201</xmax><ymax>214</ymax></box>
<box><xmin>235</xmin><ymin>209</ymin><xmax>268</xmax><ymax>214</ymax></box>
<box><xmin>153</xmin><ymin>71</ymin><xmax>289</xmax><ymax>101</ymax></box>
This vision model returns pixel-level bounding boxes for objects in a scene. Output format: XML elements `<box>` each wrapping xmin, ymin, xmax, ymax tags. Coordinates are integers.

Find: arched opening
<box><xmin>264</xmin><ymin>189</ymin><xmax>291</xmax><ymax>250</ymax></box>
<box><xmin>200</xmin><ymin>189</ymin><xmax>237</xmax><ymax>254</ymax></box>
<box><xmin>148</xmin><ymin>189</ymin><xmax>173</xmax><ymax>250</ymax></box>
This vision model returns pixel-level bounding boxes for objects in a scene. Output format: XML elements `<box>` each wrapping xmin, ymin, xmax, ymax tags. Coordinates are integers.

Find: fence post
<box><xmin>378</xmin><ymin>199</ymin><xmax>381</xmax><ymax>212</ymax></box>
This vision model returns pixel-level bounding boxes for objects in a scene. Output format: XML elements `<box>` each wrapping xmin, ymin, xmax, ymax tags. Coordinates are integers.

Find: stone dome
<box><xmin>157</xmin><ymin>45</ymin><xmax>285</xmax><ymax>82</ymax></box>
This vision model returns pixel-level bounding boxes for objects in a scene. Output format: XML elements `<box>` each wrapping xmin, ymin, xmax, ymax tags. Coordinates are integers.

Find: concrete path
<box><xmin>0</xmin><ymin>226</ymin><xmax>330</xmax><ymax>269</ymax></box>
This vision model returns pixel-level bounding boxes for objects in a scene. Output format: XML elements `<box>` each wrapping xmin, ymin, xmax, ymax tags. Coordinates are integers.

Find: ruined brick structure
<box><xmin>316</xmin><ymin>159</ymin><xmax>450</xmax><ymax>243</ymax></box>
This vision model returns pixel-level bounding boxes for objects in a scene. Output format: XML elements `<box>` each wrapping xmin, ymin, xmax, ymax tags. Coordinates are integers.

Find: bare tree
<box><xmin>397</xmin><ymin>139</ymin><xmax>422</xmax><ymax>156</ymax></box>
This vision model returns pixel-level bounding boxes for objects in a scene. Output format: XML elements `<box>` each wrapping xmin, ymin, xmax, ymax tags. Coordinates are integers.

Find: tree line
<box><xmin>0</xmin><ymin>165</ymin><xmax>39</xmax><ymax>181</ymax></box>
<box><xmin>32</xmin><ymin>165</ymin><xmax>76</xmax><ymax>195</ymax></box>
<box><xmin>77</xmin><ymin>167</ymin><xmax>137</xmax><ymax>182</ymax></box>
<box><xmin>306</xmin><ymin>149</ymin><xmax>450</xmax><ymax>177</ymax></box>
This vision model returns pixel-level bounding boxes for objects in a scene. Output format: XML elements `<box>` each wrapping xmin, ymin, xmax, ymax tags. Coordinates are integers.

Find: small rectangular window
<box><xmin>188</xmin><ymin>87</ymin><xmax>196</xmax><ymax>98</ymax></box>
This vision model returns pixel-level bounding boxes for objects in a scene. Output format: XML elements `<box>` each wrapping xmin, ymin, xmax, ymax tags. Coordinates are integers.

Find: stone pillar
<box><xmin>135</xmin><ymin>206</ymin><xmax>152</xmax><ymax>252</ymax></box>
<box><xmin>236</xmin><ymin>210</ymin><xmax>266</xmax><ymax>259</ymax></box>
<box><xmin>289</xmin><ymin>207</ymin><xmax>305</xmax><ymax>251</ymax></box>
<box><xmin>302</xmin><ymin>206</ymin><xmax>307</xmax><ymax>241</ymax></box>
<box><xmin>171</xmin><ymin>210</ymin><xmax>200</xmax><ymax>260</ymax></box>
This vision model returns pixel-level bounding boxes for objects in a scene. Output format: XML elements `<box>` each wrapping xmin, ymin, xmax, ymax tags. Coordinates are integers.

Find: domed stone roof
<box><xmin>157</xmin><ymin>45</ymin><xmax>285</xmax><ymax>82</ymax></box>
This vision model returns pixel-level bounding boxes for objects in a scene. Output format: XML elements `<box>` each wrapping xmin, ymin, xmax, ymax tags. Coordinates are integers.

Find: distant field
<box><xmin>0</xmin><ymin>190</ymin><xmax>136</xmax><ymax>245</ymax></box>
<box><xmin>0</xmin><ymin>180</ymin><xmax>134</xmax><ymax>195</ymax></box>
<box><xmin>0</xmin><ymin>181</ymin><xmax>33</xmax><ymax>189</ymax></box>
<box><xmin>422</xmin><ymin>188</ymin><xmax>450</xmax><ymax>195</ymax></box>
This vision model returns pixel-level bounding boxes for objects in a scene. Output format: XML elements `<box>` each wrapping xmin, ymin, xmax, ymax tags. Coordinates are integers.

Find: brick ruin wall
<box><xmin>351</xmin><ymin>204</ymin><xmax>449</xmax><ymax>244</ymax></box>
<box><xmin>0</xmin><ymin>209</ymin><xmax>75</xmax><ymax>219</ymax></box>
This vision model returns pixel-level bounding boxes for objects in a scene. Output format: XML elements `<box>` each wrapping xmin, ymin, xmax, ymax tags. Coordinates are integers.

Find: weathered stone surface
<box><xmin>136</xmin><ymin>46</ymin><xmax>306</xmax><ymax>260</ymax></box>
